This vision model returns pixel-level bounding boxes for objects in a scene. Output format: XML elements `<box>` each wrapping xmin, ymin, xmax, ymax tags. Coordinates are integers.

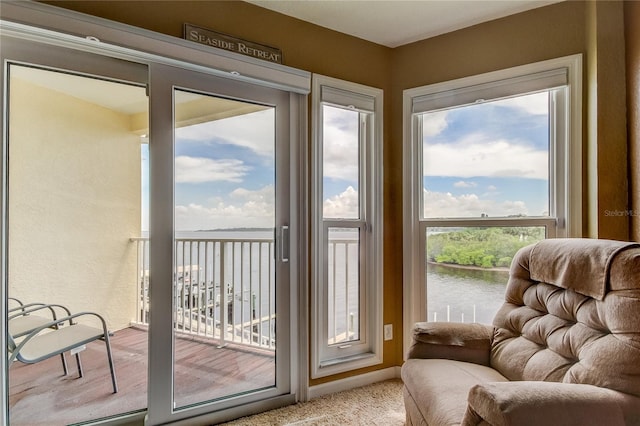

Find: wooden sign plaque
<box><xmin>184</xmin><ymin>23</ymin><xmax>283</xmax><ymax>64</ymax></box>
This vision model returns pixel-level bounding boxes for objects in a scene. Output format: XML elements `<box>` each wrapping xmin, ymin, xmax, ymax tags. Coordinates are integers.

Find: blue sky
<box><xmin>141</xmin><ymin>91</ymin><xmax>551</xmax><ymax>230</ymax></box>
<box><xmin>141</xmin><ymin>102</ymin><xmax>362</xmax><ymax>231</ymax></box>
<box><xmin>174</xmin><ymin>107</ymin><xmax>276</xmax><ymax>231</ymax></box>
<box><xmin>322</xmin><ymin>105</ymin><xmax>360</xmax><ymax>219</ymax></box>
<box><xmin>422</xmin><ymin>92</ymin><xmax>550</xmax><ymax>218</ymax></box>
<box><xmin>142</xmin><ymin>106</ymin><xmax>277</xmax><ymax>231</ymax></box>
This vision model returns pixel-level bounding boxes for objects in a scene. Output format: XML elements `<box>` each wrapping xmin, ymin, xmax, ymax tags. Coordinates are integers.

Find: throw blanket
<box><xmin>529</xmin><ymin>238</ymin><xmax>640</xmax><ymax>300</ymax></box>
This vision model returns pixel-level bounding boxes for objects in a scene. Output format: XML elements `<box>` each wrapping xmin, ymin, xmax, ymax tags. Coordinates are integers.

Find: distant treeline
<box><xmin>427</xmin><ymin>227</ymin><xmax>544</xmax><ymax>269</ymax></box>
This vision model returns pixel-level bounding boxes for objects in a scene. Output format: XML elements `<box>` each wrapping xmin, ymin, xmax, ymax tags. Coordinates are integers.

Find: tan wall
<box><xmin>627</xmin><ymin>0</ymin><xmax>640</xmax><ymax>242</ymax></box>
<box><xmin>585</xmin><ymin>0</ymin><xmax>629</xmax><ymax>240</ymax></box>
<box><xmin>39</xmin><ymin>0</ymin><xmax>636</xmax><ymax>385</ymax></box>
<box><xmin>8</xmin><ymin>77</ymin><xmax>141</xmax><ymax>331</ymax></box>
<box><xmin>44</xmin><ymin>0</ymin><xmax>392</xmax><ymax>88</ymax></box>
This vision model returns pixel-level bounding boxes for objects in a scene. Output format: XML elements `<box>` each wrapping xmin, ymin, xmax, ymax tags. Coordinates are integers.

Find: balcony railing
<box><xmin>131</xmin><ymin>234</ymin><xmax>361</xmax><ymax>352</ymax></box>
<box><xmin>131</xmin><ymin>236</ymin><xmax>276</xmax><ymax>351</ymax></box>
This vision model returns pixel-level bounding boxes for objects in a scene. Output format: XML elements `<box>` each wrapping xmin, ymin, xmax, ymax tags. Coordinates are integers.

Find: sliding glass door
<box><xmin>144</xmin><ymin>64</ymin><xmax>292</xmax><ymax>424</ymax></box>
<box><xmin>170</xmin><ymin>71</ymin><xmax>290</xmax><ymax>411</ymax></box>
<box><xmin>2</xmin><ymin>35</ymin><xmax>296</xmax><ymax>425</ymax></box>
<box><xmin>2</xmin><ymin>38</ymin><xmax>150</xmax><ymax>425</ymax></box>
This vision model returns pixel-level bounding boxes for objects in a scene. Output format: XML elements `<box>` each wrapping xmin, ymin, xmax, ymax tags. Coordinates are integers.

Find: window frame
<box><xmin>402</xmin><ymin>55</ymin><xmax>583</xmax><ymax>357</ymax></box>
<box><xmin>311</xmin><ymin>74</ymin><xmax>383</xmax><ymax>378</ymax></box>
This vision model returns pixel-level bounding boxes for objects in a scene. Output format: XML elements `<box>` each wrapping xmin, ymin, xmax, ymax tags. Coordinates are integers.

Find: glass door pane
<box><xmin>172</xmin><ymin>89</ymin><xmax>277</xmax><ymax>408</ymax></box>
<box><xmin>6</xmin><ymin>64</ymin><xmax>149</xmax><ymax>424</ymax></box>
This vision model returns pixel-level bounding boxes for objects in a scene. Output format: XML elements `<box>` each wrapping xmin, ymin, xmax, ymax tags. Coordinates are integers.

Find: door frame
<box><xmin>0</xmin><ymin>4</ymin><xmax>310</xmax><ymax>424</ymax></box>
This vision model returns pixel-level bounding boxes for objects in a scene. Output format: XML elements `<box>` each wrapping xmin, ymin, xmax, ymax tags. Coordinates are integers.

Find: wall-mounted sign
<box><xmin>184</xmin><ymin>23</ymin><xmax>282</xmax><ymax>64</ymax></box>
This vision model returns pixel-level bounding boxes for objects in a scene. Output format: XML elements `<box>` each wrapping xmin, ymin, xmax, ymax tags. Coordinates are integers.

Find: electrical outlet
<box><xmin>384</xmin><ymin>324</ymin><xmax>393</xmax><ymax>341</ymax></box>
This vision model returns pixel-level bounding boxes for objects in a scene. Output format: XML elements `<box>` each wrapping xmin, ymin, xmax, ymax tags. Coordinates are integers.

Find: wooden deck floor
<box><xmin>9</xmin><ymin>327</ymin><xmax>275</xmax><ymax>425</ymax></box>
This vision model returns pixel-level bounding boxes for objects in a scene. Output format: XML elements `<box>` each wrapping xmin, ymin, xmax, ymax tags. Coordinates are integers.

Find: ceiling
<box><xmin>12</xmin><ymin>65</ymin><xmax>266</xmax><ymax>132</ymax></box>
<box><xmin>247</xmin><ymin>0</ymin><xmax>562</xmax><ymax>48</ymax></box>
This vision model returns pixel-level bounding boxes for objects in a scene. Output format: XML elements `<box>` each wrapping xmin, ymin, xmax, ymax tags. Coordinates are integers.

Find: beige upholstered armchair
<box><xmin>402</xmin><ymin>238</ymin><xmax>640</xmax><ymax>426</ymax></box>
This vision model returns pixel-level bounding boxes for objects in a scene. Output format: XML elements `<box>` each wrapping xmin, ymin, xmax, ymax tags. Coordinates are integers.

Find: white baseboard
<box><xmin>307</xmin><ymin>366</ymin><xmax>401</xmax><ymax>400</ymax></box>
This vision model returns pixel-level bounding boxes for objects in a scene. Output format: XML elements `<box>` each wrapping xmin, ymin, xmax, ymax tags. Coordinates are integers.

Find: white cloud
<box><xmin>322</xmin><ymin>106</ymin><xmax>359</xmax><ymax>182</ymax></box>
<box><xmin>323</xmin><ymin>186</ymin><xmax>359</xmax><ymax>218</ymax></box>
<box><xmin>175</xmin><ymin>186</ymin><xmax>274</xmax><ymax>230</ymax></box>
<box><xmin>422</xmin><ymin>110</ymin><xmax>449</xmax><ymax>137</ymax></box>
<box><xmin>423</xmin><ymin>189</ymin><xmax>529</xmax><ymax>218</ymax></box>
<box><xmin>493</xmin><ymin>92</ymin><xmax>549</xmax><ymax>115</ymax></box>
<box><xmin>176</xmin><ymin>109</ymin><xmax>275</xmax><ymax>158</ymax></box>
<box><xmin>453</xmin><ymin>180</ymin><xmax>477</xmax><ymax>188</ymax></box>
<box><xmin>423</xmin><ymin>134</ymin><xmax>548</xmax><ymax>180</ymax></box>
<box><xmin>421</xmin><ymin>92</ymin><xmax>549</xmax><ymax>181</ymax></box>
<box><xmin>230</xmin><ymin>185</ymin><xmax>273</xmax><ymax>202</ymax></box>
<box><xmin>501</xmin><ymin>200</ymin><xmax>528</xmax><ymax>214</ymax></box>
<box><xmin>487</xmin><ymin>185</ymin><xmax>498</xmax><ymax>191</ymax></box>
<box><xmin>175</xmin><ymin>156</ymin><xmax>249</xmax><ymax>183</ymax></box>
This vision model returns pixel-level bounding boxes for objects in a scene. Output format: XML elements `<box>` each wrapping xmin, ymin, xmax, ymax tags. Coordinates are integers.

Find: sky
<box><xmin>141</xmin><ymin>90</ymin><xmax>551</xmax><ymax>231</ymax></box>
<box><xmin>322</xmin><ymin>105</ymin><xmax>360</xmax><ymax>220</ymax></box>
<box><xmin>173</xmin><ymin>107</ymin><xmax>277</xmax><ymax>231</ymax></box>
<box><xmin>141</xmin><ymin>101</ymin><xmax>364</xmax><ymax>231</ymax></box>
<box><xmin>421</xmin><ymin>91</ymin><xmax>550</xmax><ymax>219</ymax></box>
<box><xmin>141</xmin><ymin>105</ymin><xmax>278</xmax><ymax>231</ymax></box>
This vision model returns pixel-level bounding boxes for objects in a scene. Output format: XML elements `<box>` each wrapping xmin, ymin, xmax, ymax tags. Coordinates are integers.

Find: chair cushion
<box><xmin>402</xmin><ymin>358</ymin><xmax>508</xmax><ymax>425</ymax></box>
<box><xmin>528</xmin><ymin>238</ymin><xmax>639</xmax><ymax>300</ymax></box>
<box><xmin>466</xmin><ymin>381</ymin><xmax>640</xmax><ymax>426</ymax></box>
<box><xmin>491</xmin><ymin>242</ymin><xmax>640</xmax><ymax>397</ymax></box>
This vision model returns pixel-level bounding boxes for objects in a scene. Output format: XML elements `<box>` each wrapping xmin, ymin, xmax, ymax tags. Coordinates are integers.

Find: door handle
<box><xmin>281</xmin><ymin>225</ymin><xmax>289</xmax><ymax>263</ymax></box>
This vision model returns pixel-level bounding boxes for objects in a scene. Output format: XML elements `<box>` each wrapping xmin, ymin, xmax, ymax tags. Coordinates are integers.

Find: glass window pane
<box><xmin>426</xmin><ymin>226</ymin><xmax>545</xmax><ymax>324</ymax></box>
<box><xmin>322</xmin><ymin>105</ymin><xmax>360</xmax><ymax>219</ymax></box>
<box><xmin>327</xmin><ymin>227</ymin><xmax>360</xmax><ymax>345</ymax></box>
<box><xmin>422</xmin><ymin>92</ymin><xmax>551</xmax><ymax>219</ymax></box>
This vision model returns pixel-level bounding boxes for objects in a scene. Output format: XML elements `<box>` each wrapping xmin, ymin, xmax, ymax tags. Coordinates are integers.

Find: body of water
<box><xmin>148</xmin><ymin>230</ymin><xmax>510</xmax><ymax>336</ymax></box>
<box><xmin>427</xmin><ymin>262</ymin><xmax>509</xmax><ymax>324</ymax></box>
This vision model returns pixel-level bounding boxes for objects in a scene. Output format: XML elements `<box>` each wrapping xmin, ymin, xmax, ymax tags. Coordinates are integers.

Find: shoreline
<box><xmin>427</xmin><ymin>261</ymin><xmax>509</xmax><ymax>273</ymax></box>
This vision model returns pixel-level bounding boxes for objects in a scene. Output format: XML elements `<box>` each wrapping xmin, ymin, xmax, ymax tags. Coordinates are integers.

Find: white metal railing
<box><xmin>131</xmin><ymin>235</ymin><xmax>361</xmax><ymax>351</ymax></box>
<box><xmin>131</xmin><ymin>236</ymin><xmax>276</xmax><ymax>351</ymax></box>
<box><xmin>129</xmin><ymin>234</ymin><xmax>502</xmax><ymax>347</ymax></box>
<box><xmin>327</xmin><ymin>238</ymin><xmax>360</xmax><ymax>345</ymax></box>
<box><xmin>431</xmin><ymin>305</ymin><xmax>477</xmax><ymax>323</ymax></box>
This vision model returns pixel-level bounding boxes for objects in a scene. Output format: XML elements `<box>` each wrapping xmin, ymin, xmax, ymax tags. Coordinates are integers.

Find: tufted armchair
<box><xmin>402</xmin><ymin>238</ymin><xmax>640</xmax><ymax>425</ymax></box>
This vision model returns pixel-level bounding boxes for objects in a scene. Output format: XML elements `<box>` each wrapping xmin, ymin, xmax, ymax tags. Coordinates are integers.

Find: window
<box><xmin>311</xmin><ymin>75</ymin><xmax>383</xmax><ymax>377</ymax></box>
<box><xmin>403</xmin><ymin>55</ymin><xmax>582</xmax><ymax>354</ymax></box>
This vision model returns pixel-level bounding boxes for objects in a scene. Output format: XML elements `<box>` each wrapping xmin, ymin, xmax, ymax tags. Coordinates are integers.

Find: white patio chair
<box><xmin>8</xmin><ymin>310</ymin><xmax>118</xmax><ymax>393</ymax></box>
<box><xmin>8</xmin><ymin>302</ymin><xmax>75</xmax><ymax>374</ymax></box>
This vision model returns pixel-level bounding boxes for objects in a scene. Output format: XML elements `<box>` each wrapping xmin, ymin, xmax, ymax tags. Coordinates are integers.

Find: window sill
<box><xmin>313</xmin><ymin>351</ymin><xmax>382</xmax><ymax>378</ymax></box>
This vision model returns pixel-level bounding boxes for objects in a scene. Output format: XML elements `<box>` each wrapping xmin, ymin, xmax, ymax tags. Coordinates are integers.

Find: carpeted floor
<box><xmin>224</xmin><ymin>379</ymin><xmax>405</xmax><ymax>425</ymax></box>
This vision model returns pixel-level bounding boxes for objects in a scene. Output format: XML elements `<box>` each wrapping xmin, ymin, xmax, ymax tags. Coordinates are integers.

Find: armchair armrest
<box><xmin>462</xmin><ymin>381</ymin><xmax>627</xmax><ymax>426</ymax></box>
<box><xmin>407</xmin><ymin>322</ymin><xmax>493</xmax><ymax>366</ymax></box>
